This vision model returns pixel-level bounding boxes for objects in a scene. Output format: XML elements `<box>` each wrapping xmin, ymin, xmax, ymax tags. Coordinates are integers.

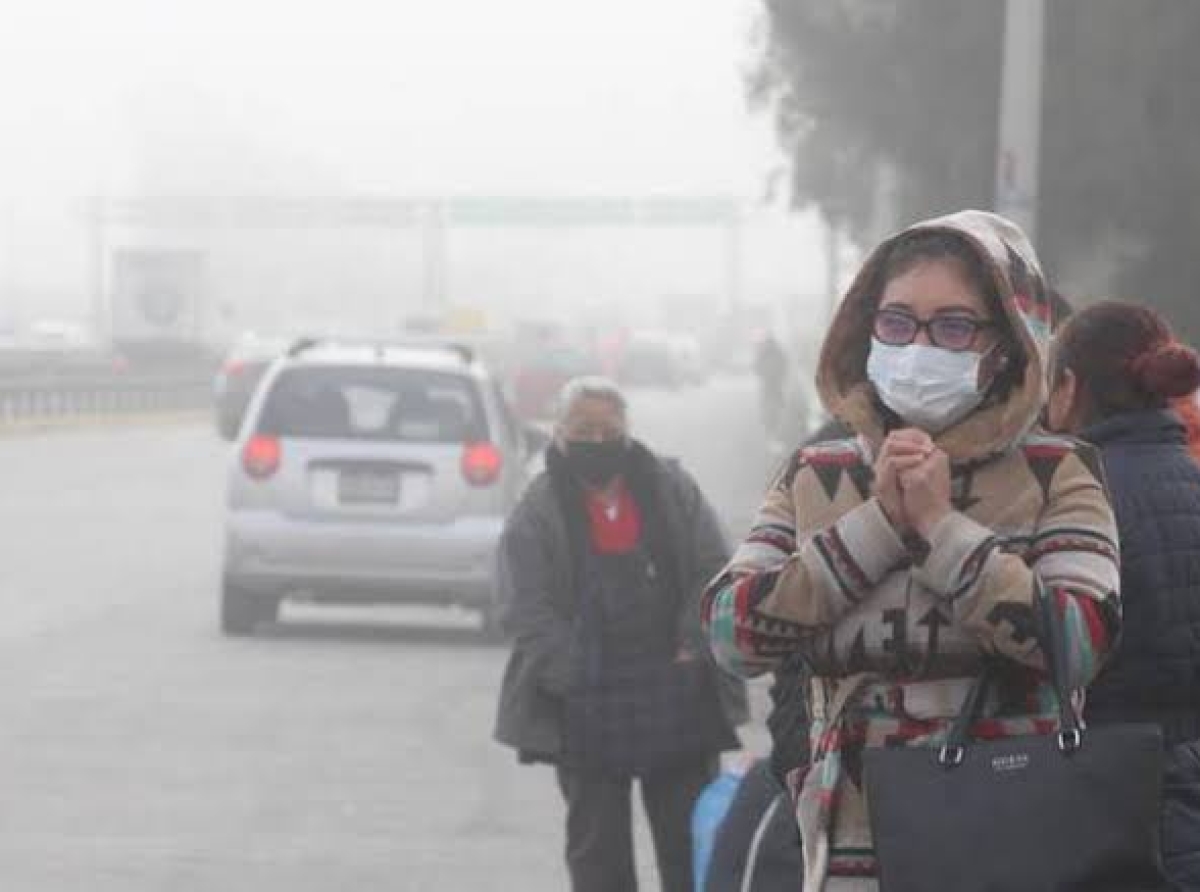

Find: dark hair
<box><xmin>882</xmin><ymin>231</ymin><xmax>996</xmax><ymax>296</ymax></box>
<box><xmin>878</xmin><ymin>231</ymin><xmax>1025</xmax><ymax>399</ymax></box>
<box><xmin>1052</xmin><ymin>300</ymin><xmax>1200</xmax><ymax>422</ymax></box>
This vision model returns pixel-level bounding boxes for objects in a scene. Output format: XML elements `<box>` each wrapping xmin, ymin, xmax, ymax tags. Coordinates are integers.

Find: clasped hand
<box><xmin>872</xmin><ymin>428</ymin><xmax>952</xmax><ymax>538</ymax></box>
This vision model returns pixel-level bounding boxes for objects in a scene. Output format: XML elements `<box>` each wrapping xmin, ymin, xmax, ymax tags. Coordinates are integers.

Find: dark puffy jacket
<box><xmin>1082</xmin><ymin>409</ymin><xmax>1200</xmax><ymax>745</ymax></box>
<box><xmin>1082</xmin><ymin>409</ymin><xmax>1200</xmax><ymax>889</ymax></box>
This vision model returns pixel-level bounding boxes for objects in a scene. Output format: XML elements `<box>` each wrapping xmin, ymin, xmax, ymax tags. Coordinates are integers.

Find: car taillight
<box><xmin>462</xmin><ymin>442</ymin><xmax>503</xmax><ymax>487</ymax></box>
<box><xmin>224</xmin><ymin>360</ymin><xmax>247</xmax><ymax>377</ymax></box>
<box><xmin>243</xmin><ymin>435</ymin><xmax>281</xmax><ymax>480</ymax></box>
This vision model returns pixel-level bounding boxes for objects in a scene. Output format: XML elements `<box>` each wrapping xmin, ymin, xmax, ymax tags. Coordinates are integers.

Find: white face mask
<box><xmin>866</xmin><ymin>339</ymin><xmax>986</xmax><ymax>433</ymax></box>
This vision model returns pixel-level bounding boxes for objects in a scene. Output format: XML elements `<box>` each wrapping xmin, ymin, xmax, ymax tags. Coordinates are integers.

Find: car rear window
<box><xmin>257</xmin><ymin>366</ymin><xmax>487</xmax><ymax>443</ymax></box>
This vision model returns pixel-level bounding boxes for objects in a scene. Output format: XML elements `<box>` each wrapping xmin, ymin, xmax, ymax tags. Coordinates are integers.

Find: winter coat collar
<box><xmin>545</xmin><ymin>440</ymin><xmax>685</xmax><ymax>618</ymax></box>
<box><xmin>1082</xmin><ymin>409</ymin><xmax>1187</xmax><ymax>448</ymax></box>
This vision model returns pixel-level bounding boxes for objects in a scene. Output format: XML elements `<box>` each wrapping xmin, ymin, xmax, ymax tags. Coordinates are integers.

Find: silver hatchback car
<box><xmin>221</xmin><ymin>337</ymin><xmax>543</xmax><ymax>635</ymax></box>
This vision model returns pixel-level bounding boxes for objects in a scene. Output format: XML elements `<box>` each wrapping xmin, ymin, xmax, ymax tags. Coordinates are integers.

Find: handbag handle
<box><xmin>938</xmin><ymin>576</ymin><xmax>1082</xmax><ymax>768</ymax></box>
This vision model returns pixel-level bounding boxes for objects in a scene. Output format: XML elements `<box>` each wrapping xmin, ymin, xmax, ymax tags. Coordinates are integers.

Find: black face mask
<box><xmin>565</xmin><ymin>440</ymin><xmax>629</xmax><ymax>486</ymax></box>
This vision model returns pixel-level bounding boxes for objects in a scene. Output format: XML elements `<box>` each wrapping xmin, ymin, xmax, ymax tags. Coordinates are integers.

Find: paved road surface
<box><xmin>0</xmin><ymin>374</ymin><xmax>777</xmax><ymax>891</ymax></box>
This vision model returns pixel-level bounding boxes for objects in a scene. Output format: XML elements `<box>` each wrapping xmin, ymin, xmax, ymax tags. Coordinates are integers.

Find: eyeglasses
<box><xmin>873</xmin><ymin>308</ymin><xmax>995</xmax><ymax>352</ymax></box>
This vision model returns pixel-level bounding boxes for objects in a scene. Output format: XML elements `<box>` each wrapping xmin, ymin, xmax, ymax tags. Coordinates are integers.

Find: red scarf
<box><xmin>584</xmin><ymin>481</ymin><xmax>642</xmax><ymax>554</ymax></box>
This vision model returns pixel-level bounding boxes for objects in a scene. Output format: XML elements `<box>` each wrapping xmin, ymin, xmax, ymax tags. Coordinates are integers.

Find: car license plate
<box><xmin>338</xmin><ymin>469</ymin><xmax>400</xmax><ymax>505</ymax></box>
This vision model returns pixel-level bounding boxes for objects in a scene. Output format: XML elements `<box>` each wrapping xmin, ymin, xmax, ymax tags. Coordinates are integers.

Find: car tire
<box><xmin>221</xmin><ymin>580</ymin><xmax>275</xmax><ymax>636</ymax></box>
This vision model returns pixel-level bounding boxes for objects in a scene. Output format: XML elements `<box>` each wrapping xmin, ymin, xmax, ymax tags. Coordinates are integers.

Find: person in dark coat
<box><xmin>1046</xmin><ymin>300</ymin><xmax>1200</xmax><ymax>890</ymax></box>
<box><xmin>703</xmin><ymin>759</ymin><xmax>803</xmax><ymax>892</ymax></box>
<box><xmin>493</xmin><ymin>376</ymin><xmax>748</xmax><ymax>892</ymax></box>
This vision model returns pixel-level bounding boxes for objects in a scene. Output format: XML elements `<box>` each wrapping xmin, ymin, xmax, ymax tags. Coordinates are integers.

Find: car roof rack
<box><xmin>286</xmin><ymin>336</ymin><xmax>321</xmax><ymax>357</ymax></box>
<box><xmin>285</xmin><ymin>336</ymin><xmax>475</xmax><ymax>365</ymax></box>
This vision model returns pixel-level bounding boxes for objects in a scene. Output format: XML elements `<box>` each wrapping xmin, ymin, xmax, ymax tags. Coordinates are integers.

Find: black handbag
<box><xmin>864</xmin><ymin>583</ymin><xmax>1170</xmax><ymax>892</ymax></box>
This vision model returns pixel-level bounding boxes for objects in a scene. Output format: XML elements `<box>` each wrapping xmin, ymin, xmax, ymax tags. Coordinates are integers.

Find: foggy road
<box><xmin>0</xmin><ymin>374</ymin><xmax>775</xmax><ymax>891</ymax></box>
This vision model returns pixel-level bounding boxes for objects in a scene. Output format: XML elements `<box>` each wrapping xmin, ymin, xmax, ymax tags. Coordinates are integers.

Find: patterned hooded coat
<box><xmin>703</xmin><ymin>211</ymin><xmax>1122</xmax><ymax>890</ymax></box>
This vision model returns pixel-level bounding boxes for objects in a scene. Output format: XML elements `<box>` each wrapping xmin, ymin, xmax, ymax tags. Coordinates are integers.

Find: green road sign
<box><xmin>90</xmin><ymin>196</ymin><xmax>742</xmax><ymax>229</ymax></box>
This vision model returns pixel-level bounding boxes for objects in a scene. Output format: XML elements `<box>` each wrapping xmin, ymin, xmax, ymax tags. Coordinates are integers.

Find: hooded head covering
<box><xmin>815</xmin><ymin>209</ymin><xmax>1052</xmax><ymax>463</ymax></box>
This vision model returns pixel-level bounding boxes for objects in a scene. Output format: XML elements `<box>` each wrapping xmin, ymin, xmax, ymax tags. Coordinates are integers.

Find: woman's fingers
<box><xmin>880</xmin><ymin>453</ymin><xmax>927</xmax><ymax>477</ymax></box>
<box><xmin>881</xmin><ymin>429</ymin><xmax>935</xmax><ymax>461</ymax></box>
<box><xmin>888</xmin><ymin>427</ymin><xmax>933</xmax><ymax>447</ymax></box>
<box><xmin>898</xmin><ymin>450</ymin><xmax>952</xmax><ymax>491</ymax></box>
<box><xmin>899</xmin><ymin>450</ymin><xmax>953</xmax><ymax>537</ymax></box>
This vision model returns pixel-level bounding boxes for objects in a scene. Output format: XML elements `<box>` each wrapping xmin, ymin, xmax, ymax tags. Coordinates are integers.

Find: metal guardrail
<box><xmin>0</xmin><ymin>374</ymin><xmax>212</xmax><ymax>426</ymax></box>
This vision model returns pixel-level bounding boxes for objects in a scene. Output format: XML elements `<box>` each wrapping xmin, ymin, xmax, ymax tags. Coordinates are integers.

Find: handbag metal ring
<box><xmin>937</xmin><ymin>744</ymin><xmax>965</xmax><ymax>768</ymax></box>
<box><xmin>1057</xmin><ymin>728</ymin><xmax>1083</xmax><ymax>754</ymax></box>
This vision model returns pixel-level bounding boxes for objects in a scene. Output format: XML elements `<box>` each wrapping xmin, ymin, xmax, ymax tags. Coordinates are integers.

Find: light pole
<box><xmin>87</xmin><ymin>197</ymin><xmax>108</xmax><ymax>343</ymax></box>
<box><xmin>995</xmin><ymin>0</ymin><xmax>1046</xmax><ymax>242</ymax></box>
<box><xmin>724</xmin><ymin>214</ymin><xmax>743</xmax><ymax>313</ymax></box>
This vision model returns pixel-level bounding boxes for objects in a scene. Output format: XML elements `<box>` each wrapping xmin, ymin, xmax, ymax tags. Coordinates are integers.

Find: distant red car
<box><xmin>510</xmin><ymin>345</ymin><xmax>599</xmax><ymax>422</ymax></box>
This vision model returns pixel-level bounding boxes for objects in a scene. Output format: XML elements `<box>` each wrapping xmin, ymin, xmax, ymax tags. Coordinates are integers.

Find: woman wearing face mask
<box><xmin>494</xmin><ymin>377</ymin><xmax>747</xmax><ymax>892</ymax></box>
<box><xmin>704</xmin><ymin>210</ymin><xmax>1121</xmax><ymax>891</ymax></box>
<box><xmin>1047</xmin><ymin>301</ymin><xmax>1200</xmax><ymax>889</ymax></box>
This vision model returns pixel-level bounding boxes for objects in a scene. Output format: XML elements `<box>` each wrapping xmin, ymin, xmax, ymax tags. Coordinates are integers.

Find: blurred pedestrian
<box><xmin>1046</xmin><ymin>300</ymin><xmax>1200</xmax><ymax>889</ymax></box>
<box><xmin>704</xmin><ymin>210</ymin><xmax>1121</xmax><ymax>890</ymax></box>
<box><xmin>754</xmin><ymin>333</ymin><xmax>787</xmax><ymax>433</ymax></box>
<box><xmin>493</xmin><ymin>376</ymin><xmax>748</xmax><ymax>892</ymax></box>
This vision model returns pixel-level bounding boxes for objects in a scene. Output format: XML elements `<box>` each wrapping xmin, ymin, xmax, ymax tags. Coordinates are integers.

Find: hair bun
<box><xmin>1131</xmin><ymin>342</ymin><xmax>1200</xmax><ymax>399</ymax></box>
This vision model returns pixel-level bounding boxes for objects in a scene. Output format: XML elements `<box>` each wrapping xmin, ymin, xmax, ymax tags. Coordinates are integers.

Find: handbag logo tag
<box><xmin>991</xmin><ymin>753</ymin><xmax>1031</xmax><ymax>773</ymax></box>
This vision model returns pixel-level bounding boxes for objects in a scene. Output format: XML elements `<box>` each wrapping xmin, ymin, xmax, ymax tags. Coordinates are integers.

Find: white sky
<box><xmin>0</xmin><ymin>0</ymin><xmax>778</xmax><ymax>196</ymax></box>
<box><xmin>0</xmin><ymin>0</ymin><xmax>828</xmax><ymax>327</ymax></box>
